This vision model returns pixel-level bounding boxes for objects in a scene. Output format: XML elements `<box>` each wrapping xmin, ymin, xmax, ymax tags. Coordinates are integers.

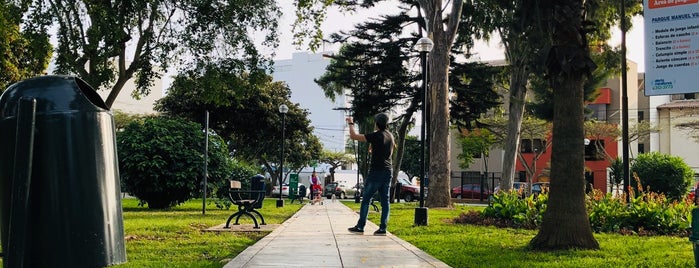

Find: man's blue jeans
<box><xmin>356</xmin><ymin>169</ymin><xmax>391</xmax><ymax>230</ymax></box>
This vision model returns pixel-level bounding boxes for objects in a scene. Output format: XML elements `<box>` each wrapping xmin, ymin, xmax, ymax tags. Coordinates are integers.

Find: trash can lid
<box><xmin>0</xmin><ymin>75</ymin><xmax>108</xmax><ymax>119</ymax></box>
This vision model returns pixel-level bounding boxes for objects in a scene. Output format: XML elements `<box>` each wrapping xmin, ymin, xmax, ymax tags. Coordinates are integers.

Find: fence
<box><xmin>450</xmin><ymin>171</ymin><xmax>501</xmax><ymax>197</ymax></box>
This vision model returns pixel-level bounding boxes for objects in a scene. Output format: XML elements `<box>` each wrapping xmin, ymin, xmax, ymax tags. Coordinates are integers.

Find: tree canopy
<box><xmin>29</xmin><ymin>0</ymin><xmax>281</xmax><ymax>107</ymax></box>
<box><xmin>154</xmin><ymin>64</ymin><xmax>322</xmax><ymax>184</ymax></box>
<box><xmin>315</xmin><ymin>1</ymin><xmax>501</xmax><ymax>204</ymax></box>
<box><xmin>0</xmin><ymin>1</ymin><xmax>52</xmax><ymax>91</ymax></box>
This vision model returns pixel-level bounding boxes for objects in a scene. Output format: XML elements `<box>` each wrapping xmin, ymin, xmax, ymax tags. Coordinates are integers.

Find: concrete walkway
<box><xmin>223</xmin><ymin>200</ymin><xmax>451</xmax><ymax>268</ymax></box>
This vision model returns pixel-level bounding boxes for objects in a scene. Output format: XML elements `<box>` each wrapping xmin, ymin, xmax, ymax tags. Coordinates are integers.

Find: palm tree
<box><xmin>529</xmin><ymin>0</ymin><xmax>599</xmax><ymax>250</ymax></box>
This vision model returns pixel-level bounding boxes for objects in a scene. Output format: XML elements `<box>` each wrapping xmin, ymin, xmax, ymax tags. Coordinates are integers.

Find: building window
<box><xmin>586</xmin><ymin>104</ymin><xmax>607</xmax><ymax>121</ymax></box>
<box><xmin>521</xmin><ymin>139</ymin><xmax>546</xmax><ymax>154</ymax></box>
<box><xmin>638</xmin><ymin>111</ymin><xmax>644</xmax><ymax>121</ymax></box>
<box><xmin>638</xmin><ymin>143</ymin><xmax>645</xmax><ymax>154</ymax></box>
<box><xmin>685</xmin><ymin>93</ymin><xmax>696</xmax><ymax>100</ymax></box>
<box><xmin>584</xmin><ymin>139</ymin><xmax>605</xmax><ymax>160</ymax></box>
<box><xmin>520</xmin><ymin>139</ymin><xmax>532</xmax><ymax>153</ymax></box>
<box><xmin>533</xmin><ymin>139</ymin><xmax>546</xmax><ymax>153</ymax></box>
<box><xmin>518</xmin><ymin>171</ymin><xmax>526</xmax><ymax>182</ymax></box>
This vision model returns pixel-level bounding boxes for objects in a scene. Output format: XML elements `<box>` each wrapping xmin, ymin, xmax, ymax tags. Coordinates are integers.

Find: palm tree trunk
<box><xmin>530</xmin><ymin>0</ymin><xmax>599</xmax><ymax>250</ymax></box>
<box><xmin>530</xmin><ymin>74</ymin><xmax>598</xmax><ymax>250</ymax></box>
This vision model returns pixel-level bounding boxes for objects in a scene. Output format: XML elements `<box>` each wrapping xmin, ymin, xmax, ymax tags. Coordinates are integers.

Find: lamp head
<box><xmin>279</xmin><ymin>104</ymin><xmax>289</xmax><ymax>114</ymax></box>
<box><xmin>416</xmin><ymin>37</ymin><xmax>434</xmax><ymax>52</ymax></box>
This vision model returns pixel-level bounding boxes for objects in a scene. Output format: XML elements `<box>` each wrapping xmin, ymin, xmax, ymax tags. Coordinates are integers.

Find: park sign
<box><xmin>289</xmin><ymin>174</ymin><xmax>299</xmax><ymax>199</ymax></box>
<box><xmin>644</xmin><ymin>0</ymin><xmax>699</xmax><ymax>96</ymax></box>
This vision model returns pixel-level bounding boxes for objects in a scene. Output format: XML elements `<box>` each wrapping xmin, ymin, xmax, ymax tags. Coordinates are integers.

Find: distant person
<box><xmin>310</xmin><ymin>171</ymin><xmax>320</xmax><ymax>199</ymax></box>
<box><xmin>346</xmin><ymin>113</ymin><xmax>394</xmax><ymax>236</ymax></box>
<box><xmin>311</xmin><ymin>171</ymin><xmax>320</xmax><ymax>186</ymax></box>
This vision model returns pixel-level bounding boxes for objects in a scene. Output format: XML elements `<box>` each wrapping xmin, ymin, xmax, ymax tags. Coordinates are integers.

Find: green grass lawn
<box><xmin>344</xmin><ymin>201</ymin><xmax>695</xmax><ymax>268</ymax></box>
<box><xmin>115</xmin><ymin>198</ymin><xmax>303</xmax><ymax>268</ymax></box>
<box><xmin>3</xmin><ymin>199</ymin><xmax>694</xmax><ymax>267</ymax></box>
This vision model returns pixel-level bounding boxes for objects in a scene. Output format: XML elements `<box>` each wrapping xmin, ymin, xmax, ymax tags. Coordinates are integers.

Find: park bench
<box><xmin>225</xmin><ymin>174</ymin><xmax>267</xmax><ymax>229</ymax></box>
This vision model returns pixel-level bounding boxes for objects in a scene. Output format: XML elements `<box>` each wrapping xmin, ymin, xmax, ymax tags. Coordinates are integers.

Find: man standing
<box><xmin>346</xmin><ymin>113</ymin><xmax>394</xmax><ymax>236</ymax></box>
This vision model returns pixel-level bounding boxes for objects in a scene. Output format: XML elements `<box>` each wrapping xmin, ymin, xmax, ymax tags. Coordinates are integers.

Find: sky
<box><xmin>272</xmin><ymin>3</ymin><xmax>648</xmax><ymax>72</ymax></box>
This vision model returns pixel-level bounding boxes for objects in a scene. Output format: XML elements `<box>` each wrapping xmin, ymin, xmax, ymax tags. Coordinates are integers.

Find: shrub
<box><xmin>481</xmin><ymin>190</ymin><xmax>547</xmax><ymax>229</ymax></box>
<box><xmin>630</xmin><ymin>152</ymin><xmax>693</xmax><ymax>200</ymax></box>
<box><xmin>463</xmin><ymin>183</ymin><xmax>693</xmax><ymax>236</ymax></box>
<box><xmin>117</xmin><ymin>116</ymin><xmax>233</xmax><ymax>209</ymax></box>
<box><xmin>587</xmin><ymin>187</ymin><xmax>692</xmax><ymax>236</ymax></box>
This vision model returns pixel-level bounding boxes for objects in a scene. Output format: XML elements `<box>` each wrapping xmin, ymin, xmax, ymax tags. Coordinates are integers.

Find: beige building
<box><xmin>96</xmin><ymin>76</ymin><xmax>165</xmax><ymax>114</ymax></box>
<box><xmin>650</xmin><ymin>96</ymin><xmax>699</xmax><ymax>173</ymax></box>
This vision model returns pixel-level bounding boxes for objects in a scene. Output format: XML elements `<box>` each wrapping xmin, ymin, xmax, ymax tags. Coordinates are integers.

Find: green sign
<box><xmin>289</xmin><ymin>174</ymin><xmax>299</xmax><ymax>199</ymax></box>
<box><xmin>311</xmin><ymin>159</ymin><xmax>319</xmax><ymax>168</ymax></box>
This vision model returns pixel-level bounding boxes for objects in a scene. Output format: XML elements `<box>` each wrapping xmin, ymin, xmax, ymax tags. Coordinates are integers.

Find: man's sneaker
<box><xmin>373</xmin><ymin>229</ymin><xmax>387</xmax><ymax>236</ymax></box>
<box><xmin>348</xmin><ymin>227</ymin><xmax>364</xmax><ymax>234</ymax></box>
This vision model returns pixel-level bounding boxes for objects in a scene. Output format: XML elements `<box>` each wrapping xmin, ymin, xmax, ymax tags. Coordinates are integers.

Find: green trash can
<box><xmin>0</xmin><ymin>76</ymin><xmax>126</xmax><ymax>267</ymax></box>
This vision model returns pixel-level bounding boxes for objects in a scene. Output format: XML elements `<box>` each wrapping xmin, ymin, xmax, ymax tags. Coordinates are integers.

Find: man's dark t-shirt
<box><xmin>365</xmin><ymin>130</ymin><xmax>394</xmax><ymax>171</ymax></box>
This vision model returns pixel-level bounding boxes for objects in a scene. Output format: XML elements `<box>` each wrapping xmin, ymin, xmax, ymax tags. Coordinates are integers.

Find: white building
<box><xmin>272</xmin><ymin>52</ymin><xmax>349</xmax><ymax>152</ymax></box>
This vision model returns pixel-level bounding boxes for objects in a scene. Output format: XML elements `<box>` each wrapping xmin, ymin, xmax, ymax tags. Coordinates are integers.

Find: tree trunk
<box><xmin>500</xmin><ymin>65</ymin><xmax>528</xmax><ymax>190</ymax></box>
<box><xmin>418</xmin><ymin>0</ymin><xmax>462</xmax><ymax>208</ymax></box>
<box><xmin>425</xmin><ymin>28</ymin><xmax>452</xmax><ymax>208</ymax></box>
<box><xmin>392</xmin><ymin>106</ymin><xmax>417</xmax><ymax>203</ymax></box>
<box><xmin>530</xmin><ymin>0</ymin><xmax>599</xmax><ymax>250</ymax></box>
<box><xmin>530</xmin><ymin>74</ymin><xmax>598</xmax><ymax>250</ymax></box>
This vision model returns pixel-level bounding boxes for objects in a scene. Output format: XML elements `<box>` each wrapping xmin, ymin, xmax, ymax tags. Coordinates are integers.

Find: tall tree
<box><xmin>470</xmin><ymin>0</ymin><xmax>547</xmax><ymax>192</ymax></box>
<box><xmin>0</xmin><ymin>0</ymin><xmax>52</xmax><ymax>91</ymax></box>
<box><xmin>478</xmin><ymin>0</ymin><xmax>642</xmax><ymax>191</ymax></box>
<box><xmin>315</xmin><ymin>11</ymin><xmax>421</xmax><ymax>201</ymax></box>
<box><xmin>32</xmin><ymin>0</ymin><xmax>281</xmax><ymax>107</ymax></box>
<box><xmin>529</xmin><ymin>0</ymin><xmax>599</xmax><ymax>250</ymax></box>
<box><xmin>315</xmin><ymin>2</ymin><xmax>499</xmax><ymax>204</ymax></box>
<box><xmin>416</xmin><ymin>0</ymin><xmax>464</xmax><ymax>207</ymax></box>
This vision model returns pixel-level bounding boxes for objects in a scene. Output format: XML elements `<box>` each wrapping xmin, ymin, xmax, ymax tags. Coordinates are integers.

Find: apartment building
<box><xmin>449</xmin><ymin>60</ymin><xmax>697</xmax><ymax>193</ymax></box>
<box><xmin>272</xmin><ymin>52</ymin><xmax>349</xmax><ymax>153</ymax></box>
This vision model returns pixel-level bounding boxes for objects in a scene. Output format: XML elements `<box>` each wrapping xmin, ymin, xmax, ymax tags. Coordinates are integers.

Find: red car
<box><xmin>451</xmin><ymin>184</ymin><xmax>492</xmax><ymax>199</ymax></box>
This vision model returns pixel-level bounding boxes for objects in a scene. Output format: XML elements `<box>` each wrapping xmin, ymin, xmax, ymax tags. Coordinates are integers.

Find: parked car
<box><xmin>532</xmin><ymin>182</ymin><xmax>550</xmax><ymax>196</ymax></box>
<box><xmin>331</xmin><ymin>182</ymin><xmax>360</xmax><ymax>199</ymax></box>
<box><xmin>324</xmin><ymin>182</ymin><xmax>338</xmax><ymax>198</ymax></box>
<box><xmin>494</xmin><ymin>182</ymin><xmax>528</xmax><ymax>193</ymax></box>
<box><xmin>397</xmin><ymin>177</ymin><xmax>422</xmax><ymax>202</ymax></box>
<box><xmin>451</xmin><ymin>184</ymin><xmax>493</xmax><ymax>199</ymax></box>
<box><xmin>271</xmin><ymin>183</ymin><xmax>301</xmax><ymax>197</ymax></box>
<box><xmin>494</xmin><ymin>182</ymin><xmax>529</xmax><ymax>198</ymax></box>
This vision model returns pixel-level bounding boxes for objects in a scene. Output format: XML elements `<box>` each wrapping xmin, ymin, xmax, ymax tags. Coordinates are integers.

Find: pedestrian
<box><xmin>310</xmin><ymin>171</ymin><xmax>320</xmax><ymax>187</ymax></box>
<box><xmin>346</xmin><ymin>113</ymin><xmax>394</xmax><ymax>236</ymax></box>
<box><xmin>310</xmin><ymin>171</ymin><xmax>321</xmax><ymax>200</ymax></box>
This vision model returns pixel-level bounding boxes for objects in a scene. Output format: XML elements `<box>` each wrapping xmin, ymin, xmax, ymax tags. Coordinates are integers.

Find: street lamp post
<box><xmin>277</xmin><ymin>104</ymin><xmax>289</xmax><ymax>208</ymax></box>
<box><xmin>414</xmin><ymin>36</ymin><xmax>433</xmax><ymax>226</ymax></box>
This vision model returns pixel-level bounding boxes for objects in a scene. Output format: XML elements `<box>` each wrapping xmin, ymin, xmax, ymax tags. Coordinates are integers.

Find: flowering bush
<box><xmin>479</xmin><ymin>190</ymin><xmax>548</xmax><ymax>229</ymax></box>
<box><xmin>457</xmin><ymin>180</ymin><xmax>693</xmax><ymax>236</ymax></box>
